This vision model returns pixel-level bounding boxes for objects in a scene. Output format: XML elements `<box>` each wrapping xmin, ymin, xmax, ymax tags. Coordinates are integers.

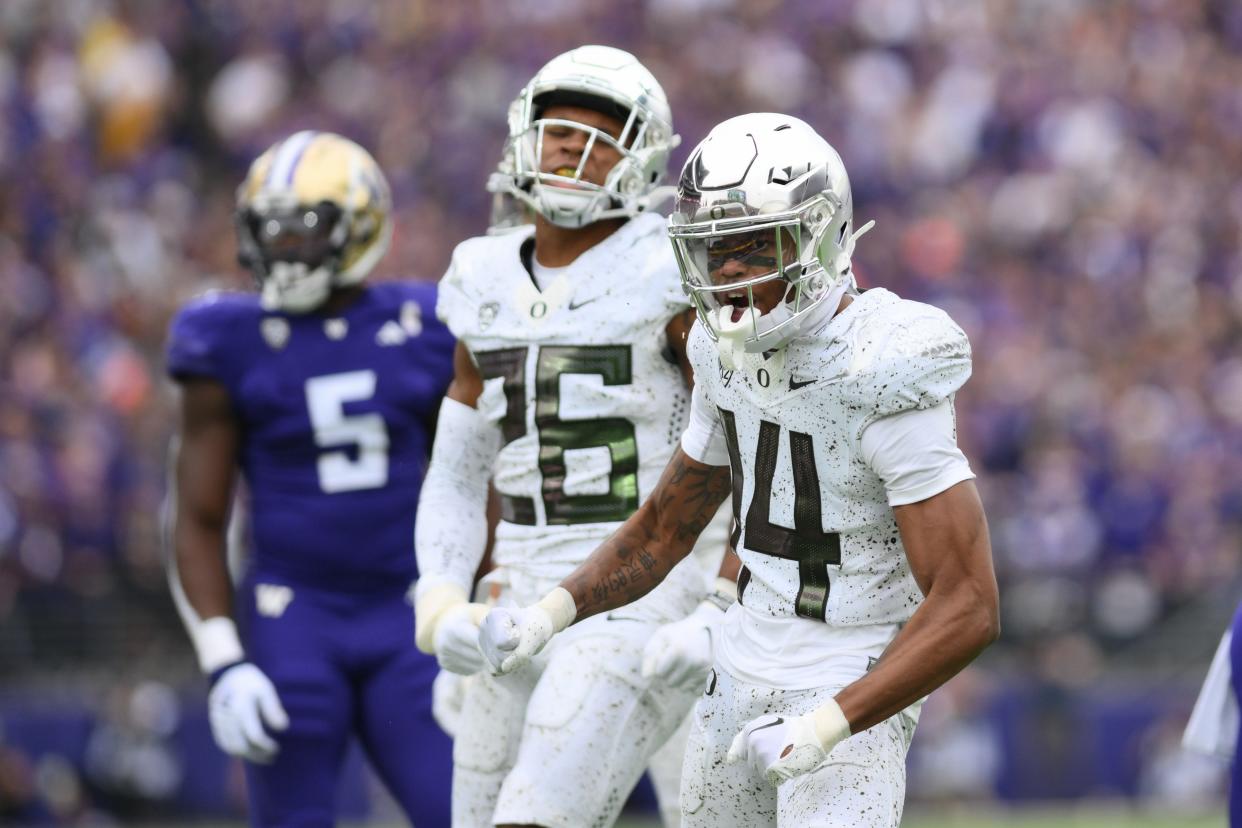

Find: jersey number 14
<box><xmin>719</xmin><ymin>407</ymin><xmax>840</xmax><ymax>621</ymax></box>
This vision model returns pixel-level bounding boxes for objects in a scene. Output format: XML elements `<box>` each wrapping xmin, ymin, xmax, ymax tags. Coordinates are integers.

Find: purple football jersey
<box><xmin>166</xmin><ymin>281</ymin><xmax>455</xmax><ymax>591</ymax></box>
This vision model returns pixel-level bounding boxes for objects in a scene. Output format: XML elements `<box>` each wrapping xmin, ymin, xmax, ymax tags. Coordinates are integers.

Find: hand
<box><xmin>726</xmin><ymin>701</ymin><xmax>850</xmax><ymax>786</ymax></box>
<box><xmin>641</xmin><ymin>602</ymin><xmax>721</xmax><ymax>690</ymax></box>
<box><xmin>208</xmin><ymin>663</ymin><xmax>289</xmax><ymax>764</ymax></box>
<box><xmin>431</xmin><ymin>670</ymin><xmax>468</xmax><ymax>737</ymax></box>
<box><xmin>433</xmin><ymin>602</ymin><xmax>488</xmax><ymax>675</ymax></box>
<box><xmin>478</xmin><ymin>587</ymin><xmax>576</xmax><ymax>675</ymax></box>
<box><xmin>478</xmin><ymin>605</ymin><xmax>555</xmax><ymax>675</ymax></box>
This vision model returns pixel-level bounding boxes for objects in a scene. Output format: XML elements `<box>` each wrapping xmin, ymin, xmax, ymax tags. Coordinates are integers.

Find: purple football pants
<box><xmin>240</xmin><ymin>571</ymin><xmax>452</xmax><ymax>827</ymax></box>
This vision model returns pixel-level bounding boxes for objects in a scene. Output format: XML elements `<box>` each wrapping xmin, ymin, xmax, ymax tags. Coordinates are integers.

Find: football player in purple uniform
<box><xmin>165</xmin><ymin>131</ymin><xmax>455</xmax><ymax>826</ymax></box>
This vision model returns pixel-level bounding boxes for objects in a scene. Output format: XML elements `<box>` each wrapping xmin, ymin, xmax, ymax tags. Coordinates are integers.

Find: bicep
<box><xmin>892</xmin><ymin>480</ymin><xmax>995</xmax><ymax>603</ymax></box>
<box><xmin>664</xmin><ymin>309</ymin><xmax>697</xmax><ymax>389</ymax></box>
<box><xmin>446</xmin><ymin>341</ymin><xmax>484</xmax><ymax>407</ymax></box>
<box><xmin>175</xmin><ymin>378</ymin><xmax>239</xmax><ymax>526</ymax></box>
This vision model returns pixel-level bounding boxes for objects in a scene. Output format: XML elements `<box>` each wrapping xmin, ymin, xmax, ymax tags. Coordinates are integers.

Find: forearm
<box><xmin>415</xmin><ymin>398</ymin><xmax>498</xmax><ymax>589</ymax></box>
<box><xmin>172</xmin><ymin>522</ymin><xmax>234</xmax><ymax>619</ymax></box>
<box><xmin>168</xmin><ymin>514</ymin><xmax>244</xmax><ymax>672</ymax></box>
<box><xmin>561</xmin><ymin>448</ymin><xmax>732</xmax><ymax>622</ymax></box>
<box><xmin>560</xmin><ymin>504</ymin><xmax>682</xmax><ymax>622</ymax></box>
<box><xmin>834</xmin><ymin>583</ymin><xmax>999</xmax><ymax>733</ymax></box>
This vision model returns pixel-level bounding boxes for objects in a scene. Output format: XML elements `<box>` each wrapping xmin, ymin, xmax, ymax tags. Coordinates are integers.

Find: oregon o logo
<box><xmin>757</xmin><ymin>368</ymin><xmax>770</xmax><ymax>388</ymax></box>
<box><xmin>530</xmin><ymin>301</ymin><xmax>547</xmax><ymax>319</ymax></box>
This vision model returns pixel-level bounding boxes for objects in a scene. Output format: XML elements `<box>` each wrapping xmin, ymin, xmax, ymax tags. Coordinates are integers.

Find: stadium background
<box><xmin>0</xmin><ymin>0</ymin><xmax>1239</xmax><ymax>824</ymax></box>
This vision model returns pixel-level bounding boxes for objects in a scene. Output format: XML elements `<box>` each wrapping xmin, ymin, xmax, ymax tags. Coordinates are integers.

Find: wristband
<box><xmin>194</xmin><ymin>616</ymin><xmax>245</xmax><ymax>674</ymax></box>
<box><xmin>703</xmin><ymin>575</ymin><xmax>738</xmax><ymax>613</ymax></box>
<box><xmin>538</xmin><ymin>587</ymin><xmax>577</xmax><ymax>633</ymax></box>
<box><xmin>414</xmin><ymin>581</ymin><xmax>468</xmax><ymax>653</ymax></box>
<box><xmin>811</xmin><ymin>697</ymin><xmax>852</xmax><ymax>751</ymax></box>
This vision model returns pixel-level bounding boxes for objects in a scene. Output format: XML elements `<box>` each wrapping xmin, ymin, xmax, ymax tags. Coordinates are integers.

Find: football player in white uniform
<box><xmin>411</xmin><ymin>45</ymin><xmax>733</xmax><ymax>828</ymax></box>
<box><xmin>479</xmin><ymin>113</ymin><xmax>1001</xmax><ymax>827</ymax></box>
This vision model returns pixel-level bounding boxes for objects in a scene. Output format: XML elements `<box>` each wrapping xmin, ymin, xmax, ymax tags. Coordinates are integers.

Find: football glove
<box><xmin>433</xmin><ymin>602</ymin><xmax>489</xmax><ymax>675</ymax></box>
<box><xmin>413</xmin><ymin>581</ymin><xmax>470</xmax><ymax>654</ymax></box>
<box><xmin>726</xmin><ymin>699</ymin><xmax>851</xmax><ymax>787</ymax></box>
<box><xmin>479</xmin><ymin>587</ymin><xmax>576</xmax><ymax>674</ymax></box>
<box><xmin>642</xmin><ymin>601</ymin><xmax>721</xmax><ymax>690</ymax></box>
<box><xmin>208</xmin><ymin>662</ymin><xmax>289</xmax><ymax>764</ymax></box>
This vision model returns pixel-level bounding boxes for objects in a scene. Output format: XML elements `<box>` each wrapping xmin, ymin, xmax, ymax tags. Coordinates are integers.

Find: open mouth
<box><xmin>724</xmin><ymin>292</ymin><xmax>750</xmax><ymax>323</ymax></box>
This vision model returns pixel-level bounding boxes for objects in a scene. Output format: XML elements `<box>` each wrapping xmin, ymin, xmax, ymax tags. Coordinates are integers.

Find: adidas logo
<box><xmin>376</xmin><ymin>320</ymin><xmax>407</xmax><ymax>346</ymax></box>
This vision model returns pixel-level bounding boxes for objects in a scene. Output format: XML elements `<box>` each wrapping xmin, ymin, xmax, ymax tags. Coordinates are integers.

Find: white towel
<box><xmin>1182</xmin><ymin>628</ymin><xmax>1238</xmax><ymax>760</ymax></box>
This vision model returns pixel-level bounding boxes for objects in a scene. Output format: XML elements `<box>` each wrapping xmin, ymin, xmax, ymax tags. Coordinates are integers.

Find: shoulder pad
<box><xmin>436</xmin><ymin>230</ymin><xmax>531</xmax><ymax>337</ymax></box>
<box><xmin>166</xmin><ymin>291</ymin><xmax>259</xmax><ymax>382</ymax></box>
<box><xmin>841</xmin><ymin>295</ymin><xmax>972</xmax><ymax>426</ymax></box>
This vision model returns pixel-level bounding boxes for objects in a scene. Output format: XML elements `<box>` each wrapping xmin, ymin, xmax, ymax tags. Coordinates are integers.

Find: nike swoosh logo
<box><xmin>789</xmin><ymin>377</ymin><xmax>816</xmax><ymax>391</ymax></box>
<box><xmin>751</xmin><ymin>717</ymin><xmax>785</xmax><ymax>733</ymax></box>
<box><xmin>567</xmin><ymin>297</ymin><xmax>600</xmax><ymax>310</ymax></box>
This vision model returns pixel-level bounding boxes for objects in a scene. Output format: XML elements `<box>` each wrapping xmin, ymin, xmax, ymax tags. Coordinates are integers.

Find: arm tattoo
<box><xmin>562</xmin><ymin>450</ymin><xmax>732</xmax><ymax>622</ymax></box>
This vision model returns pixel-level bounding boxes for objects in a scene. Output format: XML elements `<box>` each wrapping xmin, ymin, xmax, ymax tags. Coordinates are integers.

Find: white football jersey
<box><xmin>438</xmin><ymin>212</ymin><xmax>698</xmax><ymax>596</ymax></box>
<box><xmin>684</xmin><ymin>288</ymin><xmax>972</xmax><ymax>628</ymax></box>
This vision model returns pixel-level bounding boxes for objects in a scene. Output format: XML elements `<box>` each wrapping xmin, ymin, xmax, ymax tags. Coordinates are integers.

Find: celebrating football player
<box><xmin>165</xmin><ymin>131</ymin><xmax>455</xmax><ymax>826</ymax></box>
<box><xmin>411</xmin><ymin>45</ymin><xmax>734</xmax><ymax>827</ymax></box>
<box><xmin>479</xmin><ymin>113</ymin><xmax>1001</xmax><ymax>827</ymax></box>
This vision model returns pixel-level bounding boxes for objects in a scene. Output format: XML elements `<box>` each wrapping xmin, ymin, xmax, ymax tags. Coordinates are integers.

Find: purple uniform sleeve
<box><xmin>166</xmin><ymin>295</ymin><xmax>238</xmax><ymax>385</ymax></box>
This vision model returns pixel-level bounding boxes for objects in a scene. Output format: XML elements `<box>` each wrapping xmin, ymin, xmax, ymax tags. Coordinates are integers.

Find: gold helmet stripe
<box><xmin>267</xmin><ymin>130</ymin><xmax>318</xmax><ymax>189</ymax></box>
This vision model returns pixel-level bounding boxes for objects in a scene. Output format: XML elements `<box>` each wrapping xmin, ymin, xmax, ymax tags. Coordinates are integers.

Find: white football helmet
<box><xmin>494</xmin><ymin>45</ymin><xmax>679</xmax><ymax>228</ymax></box>
<box><xmin>236</xmin><ymin>131</ymin><xmax>392</xmax><ymax>313</ymax></box>
<box><xmin>668</xmin><ymin>114</ymin><xmax>873</xmax><ymax>364</ymax></box>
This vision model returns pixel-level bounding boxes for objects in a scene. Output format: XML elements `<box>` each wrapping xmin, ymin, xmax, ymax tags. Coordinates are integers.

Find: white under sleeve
<box><xmin>415</xmin><ymin>398</ymin><xmax>501</xmax><ymax>593</ymax></box>
<box><xmin>1183</xmin><ymin>628</ymin><xmax>1238</xmax><ymax>759</ymax></box>
<box><xmin>860</xmin><ymin>401</ymin><xmax>975</xmax><ymax>507</ymax></box>
<box><xmin>680</xmin><ymin>380</ymin><xmax>731</xmax><ymax>467</ymax></box>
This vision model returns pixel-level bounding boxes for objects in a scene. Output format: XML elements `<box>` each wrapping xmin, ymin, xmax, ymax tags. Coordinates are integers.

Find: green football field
<box><xmin>611</xmin><ymin>808</ymin><xmax>1228</xmax><ymax>828</ymax></box>
<box><xmin>183</xmin><ymin>807</ymin><xmax>1229</xmax><ymax>827</ymax></box>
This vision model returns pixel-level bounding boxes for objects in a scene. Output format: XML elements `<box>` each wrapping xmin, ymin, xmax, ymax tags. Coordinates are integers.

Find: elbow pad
<box><xmin>414</xmin><ymin>397</ymin><xmax>500</xmax><ymax>643</ymax></box>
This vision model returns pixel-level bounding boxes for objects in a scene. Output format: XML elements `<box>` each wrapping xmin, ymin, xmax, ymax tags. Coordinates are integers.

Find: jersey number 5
<box><xmin>305</xmin><ymin>370</ymin><xmax>390</xmax><ymax>493</ymax></box>
<box><xmin>718</xmin><ymin>408</ymin><xmax>840</xmax><ymax>621</ymax></box>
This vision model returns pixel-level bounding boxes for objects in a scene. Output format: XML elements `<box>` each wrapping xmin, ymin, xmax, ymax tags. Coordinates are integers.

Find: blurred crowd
<box><xmin>0</xmin><ymin>0</ymin><xmax>1240</xmax><ymax>817</ymax></box>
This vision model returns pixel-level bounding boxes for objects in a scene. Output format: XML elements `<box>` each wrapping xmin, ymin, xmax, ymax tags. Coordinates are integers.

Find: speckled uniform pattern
<box><xmin>674</xmin><ymin>286</ymin><xmax>971</xmax><ymax>824</ymax></box>
<box><xmin>681</xmin><ymin>668</ymin><xmax>915</xmax><ymax>828</ymax></box>
<box><xmin>435</xmin><ymin>212</ymin><xmax>696</xmax><ymax>584</ymax></box>
<box><xmin>451</xmin><ymin>612</ymin><xmax>699</xmax><ymax>828</ymax></box>
<box><xmin>436</xmin><ymin>212</ymin><xmax>716</xmax><ymax>825</ymax></box>
<box><xmin>684</xmin><ymin>287</ymin><xmax>972</xmax><ymax>628</ymax></box>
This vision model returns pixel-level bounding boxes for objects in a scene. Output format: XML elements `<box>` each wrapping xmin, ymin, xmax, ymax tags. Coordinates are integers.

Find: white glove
<box><xmin>208</xmin><ymin>663</ymin><xmax>289</xmax><ymax>764</ymax></box>
<box><xmin>431</xmin><ymin>670</ymin><xmax>468</xmax><ymax>737</ymax></box>
<box><xmin>726</xmin><ymin>699</ymin><xmax>851</xmax><ymax>787</ymax></box>
<box><xmin>479</xmin><ymin>587</ymin><xmax>576</xmax><ymax>675</ymax></box>
<box><xmin>413</xmin><ymin>581</ymin><xmax>470</xmax><ymax>654</ymax></box>
<box><xmin>433</xmin><ymin>602</ymin><xmax>489</xmax><ymax>675</ymax></box>
<box><xmin>642</xmin><ymin>601</ymin><xmax>722</xmax><ymax>690</ymax></box>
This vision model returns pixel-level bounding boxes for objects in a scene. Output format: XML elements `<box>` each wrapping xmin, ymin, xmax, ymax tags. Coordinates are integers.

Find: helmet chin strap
<box><xmin>712</xmin><ymin>271</ymin><xmax>854</xmax><ymax>370</ymax></box>
<box><xmin>713</xmin><ymin>306</ymin><xmax>751</xmax><ymax>371</ymax></box>
<box><xmin>261</xmin><ymin>261</ymin><xmax>334</xmax><ymax>313</ymax></box>
<box><xmin>533</xmin><ymin>181</ymin><xmax>611</xmax><ymax>228</ymax></box>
